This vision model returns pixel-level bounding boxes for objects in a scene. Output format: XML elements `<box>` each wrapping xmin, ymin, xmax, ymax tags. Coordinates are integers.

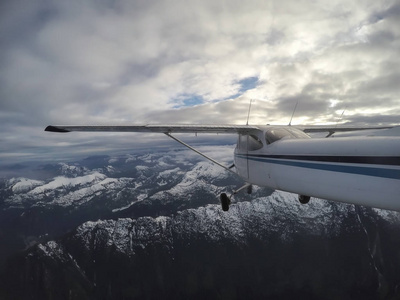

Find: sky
<box><xmin>1</xmin><ymin>0</ymin><xmax>399</xmax><ymax>166</ymax></box>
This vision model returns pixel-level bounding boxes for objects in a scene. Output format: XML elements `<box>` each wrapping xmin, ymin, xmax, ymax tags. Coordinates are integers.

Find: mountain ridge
<box><xmin>1</xmin><ymin>147</ymin><xmax>400</xmax><ymax>299</ymax></box>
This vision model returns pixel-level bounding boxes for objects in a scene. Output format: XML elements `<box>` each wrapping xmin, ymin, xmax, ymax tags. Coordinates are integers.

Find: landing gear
<box><xmin>247</xmin><ymin>184</ymin><xmax>253</xmax><ymax>194</ymax></box>
<box><xmin>233</xmin><ymin>183</ymin><xmax>252</xmax><ymax>195</ymax></box>
<box><xmin>220</xmin><ymin>193</ymin><xmax>231</xmax><ymax>211</ymax></box>
<box><xmin>220</xmin><ymin>183</ymin><xmax>252</xmax><ymax>211</ymax></box>
<box><xmin>298</xmin><ymin>195</ymin><xmax>310</xmax><ymax>204</ymax></box>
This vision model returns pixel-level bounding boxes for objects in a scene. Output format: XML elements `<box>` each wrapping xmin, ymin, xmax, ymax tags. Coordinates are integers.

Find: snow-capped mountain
<box><xmin>2</xmin><ymin>146</ymin><xmax>239</xmax><ymax>211</ymax></box>
<box><xmin>1</xmin><ymin>145</ymin><xmax>400</xmax><ymax>299</ymax></box>
<box><xmin>0</xmin><ymin>146</ymin><xmax>244</xmax><ymax>269</ymax></box>
<box><xmin>3</xmin><ymin>192</ymin><xmax>400</xmax><ymax>299</ymax></box>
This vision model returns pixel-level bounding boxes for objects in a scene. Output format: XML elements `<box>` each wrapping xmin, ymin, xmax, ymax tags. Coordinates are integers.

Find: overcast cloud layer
<box><xmin>1</xmin><ymin>0</ymin><xmax>399</xmax><ymax>165</ymax></box>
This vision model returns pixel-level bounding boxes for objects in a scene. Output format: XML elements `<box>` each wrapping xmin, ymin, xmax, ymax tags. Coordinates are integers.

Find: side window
<box><xmin>248</xmin><ymin>135</ymin><xmax>263</xmax><ymax>151</ymax></box>
<box><xmin>238</xmin><ymin>134</ymin><xmax>247</xmax><ymax>150</ymax></box>
<box><xmin>265</xmin><ymin>129</ymin><xmax>290</xmax><ymax>144</ymax></box>
<box><xmin>265</xmin><ymin>128</ymin><xmax>310</xmax><ymax>144</ymax></box>
<box><xmin>238</xmin><ymin>134</ymin><xmax>263</xmax><ymax>151</ymax></box>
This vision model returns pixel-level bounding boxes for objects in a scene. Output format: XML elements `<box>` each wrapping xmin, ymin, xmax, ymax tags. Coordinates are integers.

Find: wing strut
<box><xmin>164</xmin><ymin>133</ymin><xmax>236</xmax><ymax>174</ymax></box>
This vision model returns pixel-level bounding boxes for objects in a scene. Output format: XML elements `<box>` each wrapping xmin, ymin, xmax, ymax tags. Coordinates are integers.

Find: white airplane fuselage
<box><xmin>234</xmin><ymin>127</ymin><xmax>400</xmax><ymax>210</ymax></box>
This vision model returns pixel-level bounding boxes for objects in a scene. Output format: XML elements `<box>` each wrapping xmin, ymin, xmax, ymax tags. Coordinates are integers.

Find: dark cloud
<box><xmin>265</xmin><ymin>28</ymin><xmax>285</xmax><ymax>46</ymax></box>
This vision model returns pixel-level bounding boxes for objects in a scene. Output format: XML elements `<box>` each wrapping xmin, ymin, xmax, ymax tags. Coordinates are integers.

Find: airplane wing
<box><xmin>45</xmin><ymin>124</ymin><xmax>261</xmax><ymax>173</ymax></box>
<box><xmin>299</xmin><ymin>125</ymin><xmax>394</xmax><ymax>133</ymax></box>
<box><xmin>45</xmin><ymin>124</ymin><xmax>398</xmax><ymax>135</ymax></box>
<box><xmin>298</xmin><ymin>125</ymin><xmax>397</xmax><ymax>137</ymax></box>
<box><xmin>45</xmin><ymin>124</ymin><xmax>260</xmax><ymax>134</ymax></box>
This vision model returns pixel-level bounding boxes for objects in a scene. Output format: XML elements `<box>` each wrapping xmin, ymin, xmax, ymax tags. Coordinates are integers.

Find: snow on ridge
<box><xmin>47</xmin><ymin>177</ymin><xmax>121</xmax><ymax>207</ymax></box>
<box><xmin>192</xmin><ymin>161</ymin><xmax>228</xmax><ymax>179</ymax></box>
<box><xmin>29</xmin><ymin>172</ymin><xmax>106</xmax><ymax>195</ymax></box>
<box><xmin>105</xmin><ymin>165</ymin><xmax>117</xmax><ymax>174</ymax></box>
<box><xmin>38</xmin><ymin>241</ymin><xmax>67</xmax><ymax>261</ymax></box>
<box><xmin>151</xmin><ymin>162</ymin><xmax>227</xmax><ymax>199</ymax></box>
<box><xmin>139</xmin><ymin>153</ymin><xmax>157</xmax><ymax>163</ymax></box>
<box><xmin>59</xmin><ymin>163</ymin><xmax>88</xmax><ymax>176</ymax></box>
<box><xmin>108</xmin><ymin>158</ymin><xmax>118</xmax><ymax>164</ymax></box>
<box><xmin>58</xmin><ymin>189</ymin><xmax>400</xmax><ymax>257</ymax></box>
<box><xmin>155</xmin><ymin>216</ymin><xmax>169</xmax><ymax>231</ymax></box>
<box><xmin>125</xmin><ymin>154</ymin><xmax>137</xmax><ymax>163</ymax></box>
<box><xmin>158</xmin><ymin>167</ymin><xmax>181</xmax><ymax>178</ymax></box>
<box><xmin>173</xmin><ymin>162</ymin><xmax>227</xmax><ymax>187</ymax></box>
<box><xmin>156</xmin><ymin>159</ymin><xmax>173</xmax><ymax>168</ymax></box>
<box><xmin>10</xmin><ymin>178</ymin><xmax>44</xmax><ymax>193</ymax></box>
<box><xmin>135</xmin><ymin>165</ymin><xmax>149</xmax><ymax>171</ymax></box>
<box><xmin>73</xmin><ymin>191</ymin><xmax>343</xmax><ymax>253</ymax></box>
<box><xmin>112</xmin><ymin>202</ymin><xmax>134</xmax><ymax>213</ymax></box>
<box><xmin>5</xmin><ymin>168</ymin><xmax>140</xmax><ymax>208</ymax></box>
<box><xmin>372</xmin><ymin>208</ymin><xmax>400</xmax><ymax>222</ymax></box>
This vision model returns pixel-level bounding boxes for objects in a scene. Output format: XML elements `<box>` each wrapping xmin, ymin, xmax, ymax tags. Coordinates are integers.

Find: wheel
<box><xmin>220</xmin><ymin>193</ymin><xmax>231</xmax><ymax>211</ymax></box>
<box><xmin>298</xmin><ymin>195</ymin><xmax>310</xmax><ymax>204</ymax></box>
<box><xmin>247</xmin><ymin>185</ymin><xmax>253</xmax><ymax>194</ymax></box>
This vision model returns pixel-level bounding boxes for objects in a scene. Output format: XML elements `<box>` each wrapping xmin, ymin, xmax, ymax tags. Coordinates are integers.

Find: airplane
<box><xmin>45</xmin><ymin>123</ymin><xmax>400</xmax><ymax>212</ymax></box>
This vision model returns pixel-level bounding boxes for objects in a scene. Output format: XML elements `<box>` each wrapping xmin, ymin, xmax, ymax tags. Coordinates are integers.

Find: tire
<box><xmin>299</xmin><ymin>195</ymin><xmax>310</xmax><ymax>204</ymax></box>
<box><xmin>247</xmin><ymin>185</ymin><xmax>253</xmax><ymax>194</ymax></box>
<box><xmin>220</xmin><ymin>193</ymin><xmax>230</xmax><ymax>211</ymax></box>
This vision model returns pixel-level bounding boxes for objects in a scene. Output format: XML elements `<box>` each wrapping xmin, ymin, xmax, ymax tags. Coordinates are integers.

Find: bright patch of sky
<box><xmin>174</xmin><ymin>76</ymin><xmax>259</xmax><ymax>107</ymax></box>
<box><xmin>172</xmin><ymin>94</ymin><xmax>204</xmax><ymax>108</ymax></box>
<box><xmin>228</xmin><ymin>76</ymin><xmax>260</xmax><ymax>99</ymax></box>
<box><xmin>238</xmin><ymin>77</ymin><xmax>259</xmax><ymax>93</ymax></box>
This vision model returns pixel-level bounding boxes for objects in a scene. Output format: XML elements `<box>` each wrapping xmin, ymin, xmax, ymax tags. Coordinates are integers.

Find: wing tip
<box><xmin>45</xmin><ymin>125</ymin><xmax>70</xmax><ymax>133</ymax></box>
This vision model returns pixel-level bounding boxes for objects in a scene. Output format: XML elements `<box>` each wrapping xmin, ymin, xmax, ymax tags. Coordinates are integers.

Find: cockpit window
<box><xmin>265</xmin><ymin>128</ymin><xmax>310</xmax><ymax>144</ymax></box>
<box><xmin>265</xmin><ymin>129</ymin><xmax>290</xmax><ymax>144</ymax></box>
<box><xmin>285</xmin><ymin>128</ymin><xmax>310</xmax><ymax>139</ymax></box>
<box><xmin>248</xmin><ymin>134</ymin><xmax>263</xmax><ymax>151</ymax></box>
<box><xmin>238</xmin><ymin>134</ymin><xmax>263</xmax><ymax>151</ymax></box>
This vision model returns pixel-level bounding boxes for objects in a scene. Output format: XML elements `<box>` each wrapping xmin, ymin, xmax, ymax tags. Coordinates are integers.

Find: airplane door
<box><xmin>236</xmin><ymin>134</ymin><xmax>249</xmax><ymax>178</ymax></box>
<box><xmin>237</xmin><ymin>133</ymin><xmax>263</xmax><ymax>180</ymax></box>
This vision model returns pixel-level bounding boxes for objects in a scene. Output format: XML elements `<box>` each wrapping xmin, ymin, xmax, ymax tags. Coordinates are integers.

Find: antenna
<box><xmin>335</xmin><ymin>107</ymin><xmax>347</xmax><ymax>129</ymax></box>
<box><xmin>288</xmin><ymin>100</ymin><xmax>298</xmax><ymax>126</ymax></box>
<box><xmin>246</xmin><ymin>99</ymin><xmax>254</xmax><ymax>125</ymax></box>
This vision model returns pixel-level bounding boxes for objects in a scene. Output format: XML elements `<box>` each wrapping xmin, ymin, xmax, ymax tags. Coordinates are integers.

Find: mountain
<box><xmin>1</xmin><ymin>145</ymin><xmax>400</xmax><ymax>299</ymax></box>
<box><xmin>0</xmin><ymin>146</ymin><xmax>244</xmax><ymax>268</ymax></box>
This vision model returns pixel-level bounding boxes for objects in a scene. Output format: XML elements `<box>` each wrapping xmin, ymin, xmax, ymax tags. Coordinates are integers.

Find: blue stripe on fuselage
<box><xmin>235</xmin><ymin>154</ymin><xmax>400</xmax><ymax>180</ymax></box>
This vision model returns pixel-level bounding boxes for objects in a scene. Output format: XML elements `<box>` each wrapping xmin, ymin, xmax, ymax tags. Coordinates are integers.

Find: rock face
<box><xmin>1</xmin><ymin>147</ymin><xmax>400</xmax><ymax>299</ymax></box>
<box><xmin>3</xmin><ymin>193</ymin><xmax>400</xmax><ymax>299</ymax></box>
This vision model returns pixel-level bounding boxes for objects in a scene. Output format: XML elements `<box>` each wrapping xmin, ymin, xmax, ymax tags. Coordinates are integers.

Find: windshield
<box><xmin>265</xmin><ymin>128</ymin><xmax>310</xmax><ymax>144</ymax></box>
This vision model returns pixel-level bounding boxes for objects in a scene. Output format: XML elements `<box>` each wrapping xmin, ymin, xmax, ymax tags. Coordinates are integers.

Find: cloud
<box><xmin>0</xmin><ymin>0</ymin><xmax>399</xmax><ymax>165</ymax></box>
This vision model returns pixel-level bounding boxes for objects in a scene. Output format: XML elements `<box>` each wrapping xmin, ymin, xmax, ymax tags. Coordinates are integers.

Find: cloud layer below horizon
<box><xmin>1</xmin><ymin>0</ymin><xmax>399</xmax><ymax>164</ymax></box>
